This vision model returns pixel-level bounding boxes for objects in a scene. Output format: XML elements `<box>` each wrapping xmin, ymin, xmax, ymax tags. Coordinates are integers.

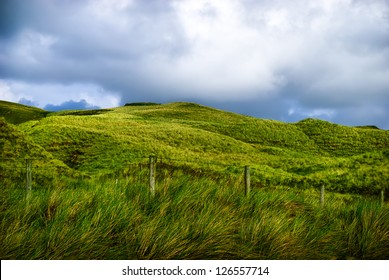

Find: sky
<box><xmin>0</xmin><ymin>0</ymin><xmax>388</xmax><ymax>129</ymax></box>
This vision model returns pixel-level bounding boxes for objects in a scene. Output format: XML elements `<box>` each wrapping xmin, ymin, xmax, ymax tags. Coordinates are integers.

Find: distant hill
<box><xmin>354</xmin><ymin>125</ymin><xmax>381</xmax><ymax>130</ymax></box>
<box><xmin>1</xmin><ymin>100</ymin><xmax>388</xmax><ymax>194</ymax></box>
<box><xmin>0</xmin><ymin>100</ymin><xmax>48</xmax><ymax>124</ymax></box>
<box><xmin>296</xmin><ymin>118</ymin><xmax>388</xmax><ymax>156</ymax></box>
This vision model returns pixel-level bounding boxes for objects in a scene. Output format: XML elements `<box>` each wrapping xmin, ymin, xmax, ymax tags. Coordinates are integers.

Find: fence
<box><xmin>0</xmin><ymin>156</ymin><xmax>386</xmax><ymax>206</ymax></box>
<box><xmin>0</xmin><ymin>157</ymin><xmax>68</xmax><ymax>194</ymax></box>
<box><xmin>0</xmin><ymin>158</ymin><xmax>33</xmax><ymax>194</ymax></box>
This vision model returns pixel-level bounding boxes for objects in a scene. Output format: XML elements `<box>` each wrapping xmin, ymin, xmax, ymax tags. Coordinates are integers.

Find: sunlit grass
<box><xmin>1</xmin><ymin>170</ymin><xmax>388</xmax><ymax>260</ymax></box>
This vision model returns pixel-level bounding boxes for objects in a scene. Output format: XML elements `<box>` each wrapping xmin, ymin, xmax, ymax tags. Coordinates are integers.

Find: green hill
<box><xmin>296</xmin><ymin>118</ymin><xmax>388</xmax><ymax>156</ymax></box>
<box><xmin>1</xmin><ymin>101</ymin><xmax>388</xmax><ymax>260</ymax></box>
<box><xmin>0</xmin><ymin>100</ymin><xmax>49</xmax><ymax>124</ymax></box>
<box><xmin>0</xmin><ymin>117</ymin><xmax>75</xmax><ymax>185</ymax></box>
<box><xmin>1</xmin><ymin>100</ymin><xmax>388</xmax><ymax>195</ymax></box>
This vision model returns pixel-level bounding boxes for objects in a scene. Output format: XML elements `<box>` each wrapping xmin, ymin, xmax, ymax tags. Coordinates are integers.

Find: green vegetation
<box><xmin>11</xmin><ymin>101</ymin><xmax>387</xmax><ymax>195</ymax></box>
<box><xmin>48</xmin><ymin>108</ymin><xmax>113</xmax><ymax>117</ymax></box>
<box><xmin>0</xmin><ymin>118</ymin><xmax>74</xmax><ymax>186</ymax></box>
<box><xmin>0</xmin><ymin>100</ymin><xmax>388</xmax><ymax>259</ymax></box>
<box><xmin>1</xmin><ymin>172</ymin><xmax>388</xmax><ymax>259</ymax></box>
<box><xmin>0</xmin><ymin>100</ymin><xmax>49</xmax><ymax>124</ymax></box>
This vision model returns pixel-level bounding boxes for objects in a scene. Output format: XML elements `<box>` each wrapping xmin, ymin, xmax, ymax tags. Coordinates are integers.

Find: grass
<box><xmin>0</xmin><ymin>100</ymin><xmax>388</xmax><ymax>259</ymax></box>
<box><xmin>0</xmin><ymin>100</ymin><xmax>48</xmax><ymax>125</ymax></box>
<box><xmin>0</xmin><ymin>117</ymin><xmax>75</xmax><ymax>184</ymax></box>
<box><xmin>0</xmin><ymin>170</ymin><xmax>388</xmax><ymax>260</ymax></box>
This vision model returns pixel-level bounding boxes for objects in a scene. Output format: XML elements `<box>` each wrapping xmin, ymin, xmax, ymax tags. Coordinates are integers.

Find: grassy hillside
<box><xmin>296</xmin><ymin>118</ymin><xmax>388</xmax><ymax>156</ymax></box>
<box><xmin>0</xmin><ymin>100</ymin><xmax>48</xmax><ymax>124</ymax></box>
<box><xmin>11</xmin><ymin>101</ymin><xmax>387</xmax><ymax>195</ymax></box>
<box><xmin>0</xmin><ymin>117</ymin><xmax>75</xmax><ymax>185</ymax></box>
<box><xmin>1</xmin><ymin>101</ymin><xmax>388</xmax><ymax>260</ymax></box>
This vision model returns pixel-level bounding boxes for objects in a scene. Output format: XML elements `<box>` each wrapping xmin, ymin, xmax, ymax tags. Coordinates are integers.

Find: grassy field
<box><xmin>0</xmin><ymin>100</ymin><xmax>388</xmax><ymax>259</ymax></box>
<box><xmin>1</xmin><ymin>171</ymin><xmax>388</xmax><ymax>259</ymax></box>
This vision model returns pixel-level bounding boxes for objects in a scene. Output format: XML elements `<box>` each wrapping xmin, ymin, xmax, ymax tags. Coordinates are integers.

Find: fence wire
<box><xmin>1</xmin><ymin>155</ymin><xmax>386</xmax><ymax>204</ymax></box>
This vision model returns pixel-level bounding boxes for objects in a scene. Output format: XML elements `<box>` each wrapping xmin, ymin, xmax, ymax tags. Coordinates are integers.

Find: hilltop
<box><xmin>1</xmin><ymin>100</ymin><xmax>388</xmax><ymax>195</ymax></box>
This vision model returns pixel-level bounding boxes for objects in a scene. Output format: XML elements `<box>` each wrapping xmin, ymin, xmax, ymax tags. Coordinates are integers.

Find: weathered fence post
<box><xmin>320</xmin><ymin>185</ymin><xmax>325</xmax><ymax>206</ymax></box>
<box><xmin>26</xmin><ymin>159</ymin><xmax>32</xmax><ymax>196</ymax></box>
<box><xmin>381</xmin><ymin>188</ymin><xmax>385</xmax><ymax>206</ymax></box>
<box><xmin>149</xmin><ymin>156</ymin><xmax>156</xmax><ymax>196</ymax></box>
<box><xmin>245</xmin><ymin>166</ymin><xmax>251</xmax><ymax>196</ymax></box>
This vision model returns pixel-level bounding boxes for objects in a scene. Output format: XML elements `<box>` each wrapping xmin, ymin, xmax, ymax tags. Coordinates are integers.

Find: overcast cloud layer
<box><xmin>0</xmin><ymin>0</ymin><xmax>388</xmax><ymax>128</ymax></box>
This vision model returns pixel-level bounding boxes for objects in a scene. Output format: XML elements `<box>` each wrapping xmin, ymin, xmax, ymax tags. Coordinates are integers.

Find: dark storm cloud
<box><xmin>0</xmin><ymin>0</ymin><xmax>388</xmax><ymax>128</ymax></box>
<box><xmin>0</xmin><ymin>0</ymin><xmax>20</xmax><ymax>38</ymax></box>
<box><xmin>0</xmin><ymin>0</ymin><xmax>187</xmax><ymax>84</ymax></box>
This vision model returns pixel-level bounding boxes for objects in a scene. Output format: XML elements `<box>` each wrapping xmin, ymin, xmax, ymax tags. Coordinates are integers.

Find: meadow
<box><xmin>0</xmin><ymin>101</ymin><xmax>388</xmax><ymax>259</ymax></box>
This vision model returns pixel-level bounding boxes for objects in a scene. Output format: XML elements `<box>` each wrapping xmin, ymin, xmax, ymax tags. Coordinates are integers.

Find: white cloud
<box><xmin>146</xmin><ymin>0</ymin><xmax>288</xmax><ymax>100</ymax></box>
<box><xmin>10</xmin><ymin>29</ymin><xmax>58</xmax><ymax>66</ymax></box>
<box><xmin>0</xmin><ymin>80</ymin><xmax>120</xmax><ymax>109</ymax></box>
<box><xmin>139</xmin><ymin>0</ymin><xmax>389</xmax><ymax>103</ymax></box>
<box><xmin>287</xmin><ymin>105</ymin><xmax>336</xmax><ymax>120</ymax></box>
<box><xmin>0</xmin><ymin>80</ymin><xmax>19</xmax><ymax>102</ymax></box>
<box><xmin>305</xmin><ymin>109</ymin><xmax>336</xmax><ymax>119</ymax></box>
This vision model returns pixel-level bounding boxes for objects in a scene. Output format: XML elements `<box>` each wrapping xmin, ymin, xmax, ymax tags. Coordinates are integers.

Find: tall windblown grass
<box><xmin>1</xmin><ymin>170</ymin><xmax>388</xmax><ymax>260</ymax></box>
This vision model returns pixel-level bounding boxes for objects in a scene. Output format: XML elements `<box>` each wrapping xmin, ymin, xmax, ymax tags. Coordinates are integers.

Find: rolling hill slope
<box><xmin>2</xmin><ymin>101</ymin><xmax>388</xmax><ymax>260</ymax></box>
<box><xmin>0</xmin><ymin>100</ymin><xmax>48</xmax><ymax>124</ymax></box>
<box><xmin>1</xmin><ymin>100</ymin><xmax>388</xmax><ymax>194</ymax></box>
<box><xmin>296</xmin><ymin>118</ymin><xmax>388</xmax><ymax>156</ymax></box>
<box><xmin>0</xmin><ymin>117</ymin><xmax>75</xmax><ymax>185</ymax></box>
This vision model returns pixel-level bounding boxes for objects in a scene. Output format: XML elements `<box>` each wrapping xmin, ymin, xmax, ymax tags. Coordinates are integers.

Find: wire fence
<box><xmin>0</xmin><ymin>156</ymin><xmax>386</xmax><ymax>205</ymax></box>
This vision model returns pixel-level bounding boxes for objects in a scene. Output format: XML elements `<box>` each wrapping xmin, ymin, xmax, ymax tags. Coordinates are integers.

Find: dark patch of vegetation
<box><xmin>124</xmin><ymin>102</ymin><xmax>161</xmax><ymax>106</ymax></box>
<box><xmin>355</xmin><ymin>125</ymin><xmax>381</xmax><ymax>130</ymax></box>
<box><xmin>51</xmin><ymin>109</ymin><xmax>113</xmax><ymax>116</ymax></box>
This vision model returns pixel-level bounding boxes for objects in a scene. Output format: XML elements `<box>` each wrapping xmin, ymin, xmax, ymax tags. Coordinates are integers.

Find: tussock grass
<box><xmin>1</xmin><ymin>171</ymin><xmax>388</xmax><ymax>260</ymax></box>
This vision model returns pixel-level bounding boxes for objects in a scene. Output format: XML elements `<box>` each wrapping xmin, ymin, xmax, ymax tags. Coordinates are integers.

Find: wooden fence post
<box><xmin>320</xmin><ymin>185</ymin><xmax>325</xmax><ymax>206</ymax></box>
<box><xmin>381</xmin><ymin>188</ymin><xmax>385</xmax><ymax>206</ymax></box>
<box><xmin>149</xmin><ymin>156</ymin><xmax>156</xmax><ymax>196</ymax></box>
<box><xmin>245</xmin><ymin>166</ymin><xmax>251</xmax><ymax>196</ymax></box>
<box><xmin>26</xmin><ymin>159</ymin><xmax>32</xmax><ymax>196</ymax></box>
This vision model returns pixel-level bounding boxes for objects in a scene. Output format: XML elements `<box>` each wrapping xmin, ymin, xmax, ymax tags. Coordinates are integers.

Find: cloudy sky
<box><xmin>0</xmin><ymin>0</ymin><xmax>388</xmax><ymax>128</ymax></box>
